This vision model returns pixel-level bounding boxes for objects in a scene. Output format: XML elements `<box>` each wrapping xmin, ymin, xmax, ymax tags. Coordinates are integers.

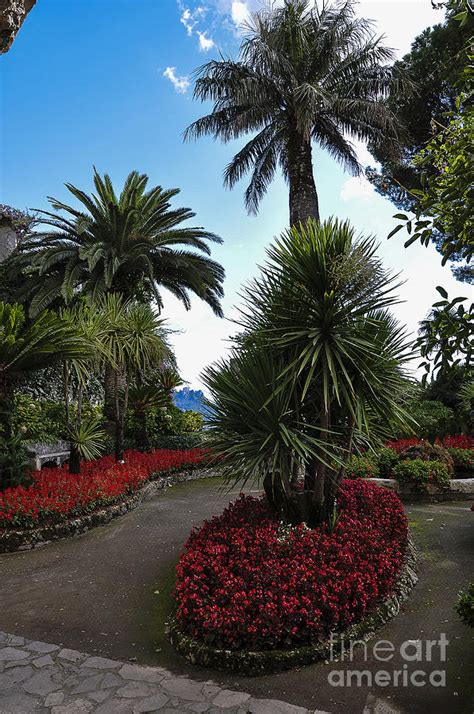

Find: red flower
<box><xmin>174</xmin><ymin>480</ymin><xmax>408</xmax><ymax>651</ymax></box>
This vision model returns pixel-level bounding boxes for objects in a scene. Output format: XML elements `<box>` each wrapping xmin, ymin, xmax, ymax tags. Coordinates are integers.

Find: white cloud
<box><xmin>197</xmin><ymin>30</ymin><xmax>215</xmax><ymax>51</ymax></box>
<box><xmin>340</xmin><ymin>176</ymin><xmax>375</xmax><ymax>202</ymax></box>
<box><xmin>231</xmin><ymin>1</ymin><xmax>251</xmax><ymax>28</ymax></box>
<box><xmin>180</xmin><ymin>7</ymin><xmax>195</xmax><ymax>35</ymax></box>
<box><xmin>163</xmin><ymin>66</ymin><xmax>190</xmax><ymax>94</ymax></box>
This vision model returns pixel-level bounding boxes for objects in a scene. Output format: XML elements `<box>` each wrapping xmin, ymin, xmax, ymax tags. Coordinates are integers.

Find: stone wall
<box><xmin>0</xmin><ymin>0</ymin><xmax>36</xmax><ymax>53</ymax></box>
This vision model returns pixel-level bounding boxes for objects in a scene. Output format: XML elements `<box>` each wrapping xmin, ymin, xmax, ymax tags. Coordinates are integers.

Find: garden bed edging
<box><xmin>168</xmin><ymin>535</ymin><xmax>418</xmax><ymax>676</ymax></box>
<box><xmin>0</xmin><ymin>467</ymin><xmax>219</xmax><ymax>554</ymax></box>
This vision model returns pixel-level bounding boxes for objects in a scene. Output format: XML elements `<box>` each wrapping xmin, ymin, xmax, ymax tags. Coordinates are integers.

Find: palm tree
<box><xmin>203</xmin><ymin>219</ymin><xmax>414</xmax><ymax>525</ymax></box>
<box><xmin>185</xmin><ymin>0</ymin><xmax>405</xmax><ymax>225</ymax></box>
<box><xmin>99</xmin><ymin>295</ymin><xmax>170</xmax><ymax>461</ymax></box>
<box><xmin>0</xmin><ymin>302</ymin><xmax>91</xmax><ymax>487</ymax></box>
<box><xmin>14</xmin><ymin>169</ymin><xmax>225</xmax><ymax>317</ymax></box>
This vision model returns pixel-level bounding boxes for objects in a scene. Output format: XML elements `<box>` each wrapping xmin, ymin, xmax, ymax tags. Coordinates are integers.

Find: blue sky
<box><xmin>0</xmin><ymin>0</ymin><xmax>465</xmax><ymax>387</ymax></box>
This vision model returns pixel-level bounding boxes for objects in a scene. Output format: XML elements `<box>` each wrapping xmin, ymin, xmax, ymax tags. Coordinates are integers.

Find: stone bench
<box><xmin>26</xmin><ymin>442</ymin><xmax>70</xmax><ymax>471</ymax></box>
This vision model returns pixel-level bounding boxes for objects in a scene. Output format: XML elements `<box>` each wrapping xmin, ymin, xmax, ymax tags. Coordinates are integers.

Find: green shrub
<box><xmin>377</xmin><ymin>447</ymin><xmax>399</xmax><ymax>478</ymax></box>
<box><xmin>455</xmin><ymin>583</ymin><xmax>474</xmax><ymax>628</ymax></box>
<box><xmin>345</xmin><ymin>455</ymin><xmax>378</xmax><ymax>479</ymax></box>
<box><xmin>448</xmin><ymin>448</ymin><xmax>474</xmax><ymax>473</ymax></box>
<box><xmin>393</xmin><ymin>459</ymin><xmax>450</xmax><ymax>491</ymax></box>
<box><xmin>149</xmin><ymin>433</ymin><xmax>205</xmax><ymax>450</ymax></box>
<box><xmin>398</xmin><ymin>442</ymin><xmax>454</xmax><ymax>476</ymax></box>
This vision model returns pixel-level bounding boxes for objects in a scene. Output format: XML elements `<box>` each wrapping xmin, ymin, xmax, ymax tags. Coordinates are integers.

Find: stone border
<box><xmin>169</xmin><ymin>536</ymin><xmax>418</xmax><ymax>677</ymax></box>
<box><xmin>0</xmin><ymin>467</ymin><xmax>219</xmax><ymax>554</ymax></box>
<box><xmin>370</xmin><ymin>477</ymin><xmax>474</xmax><ymax>501</ymax></box>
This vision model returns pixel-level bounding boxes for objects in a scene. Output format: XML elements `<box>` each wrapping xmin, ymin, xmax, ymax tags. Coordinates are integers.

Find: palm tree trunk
<box><xmin>69</xmin><ymin>382</ymin><xmax>83</xmax><ymax>475</ymax></box>
<box><xmin>104</xmin><ymin>363</ymin><xmax>126</xmax><ymax>437</ymax></box>
<box><xmin>287</xmin><ymin>133</ymin><xmax>320</xmax><ymax>226</ymax></box>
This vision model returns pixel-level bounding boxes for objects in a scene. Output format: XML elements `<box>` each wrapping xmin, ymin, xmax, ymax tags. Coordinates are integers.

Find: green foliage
<box><xmin>377</xmin><ymin>447</ymin><xmax>399</xmax><ymax>478</ymax></box>
<box><xmin>398</xmin><ymin>441</ymin><xmax>454</xmax><ymax>474</ymax></box>
<box><xmin>455</xmin><ymin>583</ymin><xmax>474</xmax><ymax>627</ymax></box>
<box><xmin>345</xmin><ymin>455</ymin><xmax>378</xmax><ymax>479</ymax></box>
<box><xmin>0</xmin><ymin>429</ymin><xmax>31</xmax><ymax>488</ymax></box>
<box><xmin>203</xmin><ymin>219</ymin><xmax>414</xmax><ymax>524</ymax></box>
<box><xmin>11</xmin><ymin>394</ymin><xmax>101</xmax><ymax>444</ymax></box>
<box><xmin>14</xmin><ymin>169</ymin><xmax>224</xmax><ymax>317</ymax></box>
<box><xmin>150</xmin><ymin>433</ymin><xmax>205</xmax><ymax>451</ymax></box>
<box><xmin>448</xmin><ymin>448</ymin><xmax>474</xmax><ymax>472</ymax></box>
<box><xmin>399</xmin><ymin>399</ymin><xmax>454</xmax><ymax>441</ymax></box>
<box><xmin>65</xmin><ymin>414</ymin><xmax>106</xmax><ymax>461</ymax></box>
<box><xmin>417</xmin><ymin>291</ymin><xmax>473</xmax><ymax>382</ymax></box>
<box><xmin>393</xmin><ymin>459</ymin><xmax>450</xmax><ymax>490</ymax></box>
<box><xmin>186</xmin><ymin>0</ymin><xmax>405</xmax><ymax>218</ymax></box>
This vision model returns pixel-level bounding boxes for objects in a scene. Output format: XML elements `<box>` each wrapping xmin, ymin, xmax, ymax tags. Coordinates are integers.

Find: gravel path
<box><xmin>0</xmin><ymin>477</ymin><xmax>473</xmax><ymax>713</ymax></box>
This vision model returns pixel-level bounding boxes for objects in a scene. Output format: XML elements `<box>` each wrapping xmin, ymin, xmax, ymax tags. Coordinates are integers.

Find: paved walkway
<box><xmin>1</xmin><ymin>478</ymin><xmax>473</xmax><ymax>713</ymax></box>
<box><xmin>0</xmin><ymin>631</ymin><xmax>323</xmax><ymax>714</ymax></box>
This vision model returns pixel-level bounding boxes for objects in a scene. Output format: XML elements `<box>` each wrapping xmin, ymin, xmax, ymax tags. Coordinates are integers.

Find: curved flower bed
<box><xmin>0</xmin><ymin>448</ymin><xmax>207</xmax><ymax>530</ymax></box>
<box><xmin>174</xmin><ymin>480</ymin><xmax>408</xmax><ymax>654</ymax></box>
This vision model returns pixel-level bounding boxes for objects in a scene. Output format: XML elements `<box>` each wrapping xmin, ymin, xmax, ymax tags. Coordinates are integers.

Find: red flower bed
<box><xmin>0</xmin><ymin>448</ymin><xmax>207</xmax><ymax>529</ymax></box>
<box><xmin>386</xmin><ymin>435</ymin><xmax>473</xmax><ymax>453</ymax></box>
<box><xmin>175</xmin><ymin>479</ymin><xmax>408</xmax><ymax>651</ymax></box>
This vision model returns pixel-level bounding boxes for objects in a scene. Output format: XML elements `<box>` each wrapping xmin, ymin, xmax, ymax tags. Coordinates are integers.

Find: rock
<box><xmin>5</xmin><ymin>634</ymin><xmax>25</xmax><ymax>646</ymax></box>
<box><xmin>51</xmin><ymin>700</ymin><xmax>94</xmax><ymax>714</ymax></box>
<box><xmin>116</xmin><ymin>680</ymin><xmax>157</xmax><ymax>698</ymax></box>
<box><xmin>0</xmin><ymin>0</ymin><xmax>37</xmax><ymax>54</ymax></box>
<box><xmin>58</xmin><ymin>648</ymin><xmax>84</xmax><ymax>663</ymax></box>
<box><xmin>82</xmin><ymin>655</ymin><xmax>120</xmax><ymax>669</ymax></box>
<box><xmin>45</xmin><ymin>692</ymin><xmax>65</xmax><ymax>707</ymax></box>
<box><xmin>0</xmin><ymin>646</ymin><xmax>30</xmax><ymax>661</ymax></box>
<box><xmin>94</xmin><ymin>698</ymin><xmax>135</xmax><ymax>714</ymax></box>
<box><xmin>100</xmin><ymin>672</ymin><xmax>123</xmax><ymax>689</ymax></box>
<box><xmin>71</xmin><ymin>673</ymin><xmax>104</xmax><ymax>694</ymax></box>
<box><xmin>161</xmin><ymin>676</ymin><xmax>206</xmax><ymax>701</ymax></box>
<box><xmin>88</xmin><ymin>690</ymin><xmax>110</xmax><ymax>703</ymax></box>
<box><xmin>33</xmin><ymin>654</ymin><xmax>54</xmax><ymax>667</ymax></box>
<box><xmin>248</xmin><ymin>699</ymin><xmax>309</xmax><ymax>714</ymax></box>
<box><xmin>118</xmin><ymin>663</ymin><xmax>164</xmax><ymax>683</ymax></box>
<box><xmin>27</xmin><ymin>640</ymin><xmax>59</xmax><ymax>654</ymax></box>
<box><xmin>22</xmin><ymin>671</ymin><xmax>62</xmax><ymax>696</ymax></box>
<box><xmin>132</xmin><ymin>693</ymin><xmax>170</xmax><ymax>712</ymax></box>
<box><xmin>212</xmin><ymin>690</ymin><xmax>251</xmax><ymax>708</ymax></box>
<box><xmin>0</xmin><ymin>691</ymin><xmax>41</xmax><ymax>712</ymax></box>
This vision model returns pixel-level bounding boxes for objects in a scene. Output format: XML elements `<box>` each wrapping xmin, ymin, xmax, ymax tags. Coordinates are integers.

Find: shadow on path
<box><xmin>1</xmin><ymin>477</ymin><xmax>473</xmax><ymax>713</ymax></box>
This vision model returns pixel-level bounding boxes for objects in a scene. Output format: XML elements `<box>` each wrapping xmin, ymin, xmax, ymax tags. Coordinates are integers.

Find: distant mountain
<box><xmin>173</xmin><ymin>388</ymin><xmax>206</xmax><ymax>414</ymax></box>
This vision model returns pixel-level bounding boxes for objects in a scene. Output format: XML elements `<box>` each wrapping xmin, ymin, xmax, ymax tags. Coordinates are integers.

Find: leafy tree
<box><xmin>0</xmin><ymin>303</ymin><xmax>91</xmax><ymax>487</ymax></box>
<box><xmin>185</xmin><ymin>0</ymin><xmax>404</xmax><ymax>225</ymax></box>
<box><xmin>13</xmin><ymin>169</ymin><xmax>225</xmax><ymax>316</ymax></box>
<box><xmin>366</xmin><ymin>3</ymin><xmax>472</xmax><ymax>280</ymax></box>
<box><xmin>203</xmin><ymin>219</ymin><xmax>413</xmax><ymax>526</ymax></box>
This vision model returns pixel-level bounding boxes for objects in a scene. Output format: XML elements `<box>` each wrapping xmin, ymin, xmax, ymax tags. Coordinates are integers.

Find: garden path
<box><xmin>0</xmin><ymin>476</ymin><xmax>472</xmax><ymax>714</ymax></box>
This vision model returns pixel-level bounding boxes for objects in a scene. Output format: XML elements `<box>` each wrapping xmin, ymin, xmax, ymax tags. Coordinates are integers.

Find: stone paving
<box><xmin>0</xmin><ymin>632</ymin><xmax>328</xmax><ymax>714</ymax></box>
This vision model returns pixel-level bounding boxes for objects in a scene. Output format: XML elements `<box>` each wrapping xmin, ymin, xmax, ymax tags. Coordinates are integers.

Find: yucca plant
<box><xmin>128</xmin><ymin>384</ymin><xmax>171</xmax><ymax>451</ymax></box>
<box><xmin>66</xmin><ymin>415</ymin><xmax>106</xmax><ymax>473</ymax></box>
<box><xmin>204</xmin><ymin>219</ymin><xmax>414</xmax><ymax>525</ymax></box>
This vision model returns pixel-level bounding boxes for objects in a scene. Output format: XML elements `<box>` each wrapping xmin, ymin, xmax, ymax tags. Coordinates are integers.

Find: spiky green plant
<box><xmin>203</xmin><ymin>219</ymin><xmax>415</xmax><ymax>525</ymax></box>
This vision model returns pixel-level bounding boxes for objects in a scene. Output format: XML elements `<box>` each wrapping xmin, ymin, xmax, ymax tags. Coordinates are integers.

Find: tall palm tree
<box><xmin>14</xmin><ymin>169</ymin><xmax>225</xmax><ymax>317</ymax></box>
<box><xmin>185</xmin><ymin>0</ymin><xmax>405</xmax><ymax>225</ymax></box>
<box><xmin>203</xmin><ymin>219</ymin><xmax>414</xmax><ymax>525</ymax></box>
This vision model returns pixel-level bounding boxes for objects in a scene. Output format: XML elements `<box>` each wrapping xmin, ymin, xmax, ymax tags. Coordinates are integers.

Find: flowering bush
<box><xmin>448</xmin><ymin>448</ymin><xmax>474</xmax><ymax>473</ymax></box>
<box><xmin>393</xmin><ymin>459</ymin><xmax>450</xmax><ymax>491</ymax></box>
<box><xmin>175</xmin><ymin>480</ymin><xmax>408</xmax><ymax>651</ymax></box>
<box><xmin>345</xmin><ymin>455</ymin><xmax>378</xmax><ymax>479</ymax></box>
<box><xmin>0</xmin><ymin>448</ymin><xmax>207</xmax><ymax>529</ymax></box>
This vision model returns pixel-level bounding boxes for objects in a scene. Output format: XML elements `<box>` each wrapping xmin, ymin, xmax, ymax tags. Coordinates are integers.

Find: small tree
<box><xmin>204</xmin><ymin>220</ymin><xmax>414</xmax><ymax>525</ymax></box>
